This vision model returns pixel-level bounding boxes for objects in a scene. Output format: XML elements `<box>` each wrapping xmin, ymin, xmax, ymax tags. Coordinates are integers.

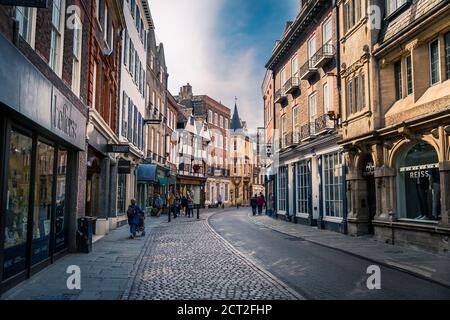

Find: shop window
<box><xmin>397</xmin><ymin>142</ymin><xmax>440</xmax><ymax>221</ymax></box>
<box><xmin>3</xmin><ymin>130</ymin><xmax>32</xmax><ymax>280</ymax></box>
<box><xmin>323</xmin><ymin>152</ymin><xmax>343</xmax><ymax>218</ymax></box>
<box><xmin>32</xmin><ymin>142</ymin><xmax>55</xmax><ymax>265</ymax></box>
<box><xmin>296</xmin><ymin>160</ymin><xmax>311</xmax><ymax>215</ymax></box>
<box><xmin>54</xmin><ymin>149</ymin><xmax>67</xmax><ymax>252</ymax></box>
<box><xmin>278</xmin><ymin>166</ymin><xmax>287</xmax><ymax>212</ymax></box>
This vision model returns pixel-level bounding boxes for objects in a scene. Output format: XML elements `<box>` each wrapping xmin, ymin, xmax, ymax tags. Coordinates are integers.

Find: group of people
<box><xmin>168</xmin><ymin>191</ymin><xmax>195</xmax><ymax>218</ymax></box>
<box><xmin>250</xmin><ymin>193</ymin><xmax>266</xmax><ymax>216</ymax></box>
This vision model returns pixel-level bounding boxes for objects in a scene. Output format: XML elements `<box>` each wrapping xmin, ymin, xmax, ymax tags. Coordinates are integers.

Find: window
<box><xmin>16</xmin><ymin>6</ymin><xmax>34</xmax><ymax>45</ymax></box>
<box><xmin>406</xmin><ymin>55</ymin><xmax>413</xmax><ymax>96</ymax></box>
<box><xmin>234</xmin><ymin>158</ymin><xmax>238</xmax><ymax>175</ymax></box>
<box><xmin>397</xmin><ymin>142</ymin><xmax>440</xmax><ymax>221</ymax></box>
<box><xmin>49</xmin><ymin>0</ymin><xmax>64</xmax><ymax>74</ymax></box>
<box><xmin>135</xmin><ymin>52</ymin><xmax>139</xmax><ymax>83</ymax></box>
<box><xmin>133</xmin><ymin>106</ymin><xmax>138</xmax><ymax>145</ymax></box>
<box><xmin>225</xmin><ymin>118</ymin><xmax>229</xmax><ymax>129</ymax></box>
<box><xmin>104</xmin><ymin>4</ymin><xmax>109</xmax><ymax>44</ymax></box>
<box><xmin>429</xmin><ymin>40</ymin><xmax>440</xmax><ymax>85</ymax></box>
<box><xmin>445</xmin><ymin>32</ymin><xmax>450</xmax><ymax>80</ymax></box>
<box><xmin>296</xmin><ymin>160</ymin><xmax>311</xmax><ymax>215</ymax></box>
<box><xmin>291</xmin><ymin>56</ymin><xmax>298</xmax><ymax>77</ymax></box>
<box><xmin>308</xmin><ymin>93</ymin><xmax>317</xmax><ymax>134</ymax></box>
<box><xmin>123</xmin><ymin>31</ymin><xmax>128</xmax><ymax>66</ymax></box>
<box><xmin>346</xmin><ymin>73</ymin><xmax>365</xmax><ymax>115</ymax></box>
<box><xmin>122</xmin><ymin>92</ymin><xmax>128</xmax><ymax>137</ymax></box>
<box><xmin>280</xmin><ymin>68</ymin><xmax>286</xmax><ymax>88</ymax></box>
<box><xmin>292</xmin><ymin>106</ymin><xmax>299</xmax><ymax>142</ymax></box>
<box><xmin>234</xmin><ymin>139</ymin><xmax>237</xmax><ymax>151</ymax></box>
<box><xmin>395</xmin><ymin>61</ymin><xmax>403</xmax><ymax>100</ymax></box>
<box><xmin>344</xmin><ymin>0</ymin><xmax>363</xmax><ymax>33</ymax></box>
<box><xmin>95</xmin><ymin>0</ymin><xmax>100</xmax><ymax>21</ymax></box>
<box><xmin>323</xmin><ymin>17</ymin><xmax>332</xmax><ymax>45</ymax></box>
<box><xmin>281</xmin><ymin>114</ymin><xmax>287</xmax><ymax>147</ymax></box>
<box><xmin>308</xmin><ymin>35</ymin><xmax>316</xmax><ymax>65</ymax></box>
<box><xmin>127</xmin><ymin>98</ymin><xmax>133</xmax><ymax>140</ymax></box>
<box><xmin>129</xmin><ymin>42</ymin><xmax>134</xmax><ymax>77</ymax></box>
<box><xmin>386</xmin><ymin>0</ymin><xmax>409</xmax><ymax>16</ymax></box>
<box><xmin>130</xmin><ymin>0</ymin><xmax>135</xmax><ymax>18</ymax></box>
<box><xmin>323</xmin><ymin>82</ymin><xmax>330</xmax><ymax>112</ymax></box>
<box><xmin>71</xmin><ymin>15</ymin><xmax>82</xmax><ymax>97</ymax></box>
<box><xmin>323</xmin><ymin>152</ymin><xmax>343</xmax><ymax>218</ymax></box>
<box><xmin>278</xmin><ymin>166</ymin><xmax>288</xmax><ymax>212</ymax></box>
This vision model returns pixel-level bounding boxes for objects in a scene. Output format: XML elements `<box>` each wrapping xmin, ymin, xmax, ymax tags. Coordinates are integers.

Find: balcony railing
<box><xmin>278</xmin><ymin>131</ymin><xmax>300</xmax><ymax>149</ymax></box>
<box><xmin>314</xmin><ymin>113</ymin><xmax>335</xmax><ymax>134</ymax></box>
<box><xmin>274</xmin><ymin>88</ymin><xmax>287</xmax><ymax>104</ymax></box>
<box><xmin>312</xmin><ymin>42</ymin><xmax>335</xmax><ymax>69</ymax></box>
<box><xmin>300</xmin><ymin>59</ymin><xmax>318</xmax><ymax>80</ymax></box>
<box><xmin>283</xmin><ymin>77</ymin><xmax>300</xmax><ymax>94</ymax></box>
<box><xmin>299</xmin><ymin>122</ymin><xmax>316</xmax><ymax>141</ymax></box>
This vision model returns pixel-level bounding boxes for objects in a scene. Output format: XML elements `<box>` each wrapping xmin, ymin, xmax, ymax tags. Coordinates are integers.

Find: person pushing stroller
<box><xmin>127</xmin><ymin>199</ymin><xmax>145</xmax><ymax>239</ymax></box>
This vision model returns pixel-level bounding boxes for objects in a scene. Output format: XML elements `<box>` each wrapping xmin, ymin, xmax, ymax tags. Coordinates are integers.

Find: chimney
<box><xmin>179</xmin><ymin>83</ymin><xmax>193</xmax><ymax>100</ymax></box>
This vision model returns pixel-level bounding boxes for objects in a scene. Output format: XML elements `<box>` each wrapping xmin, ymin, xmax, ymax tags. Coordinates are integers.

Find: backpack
<box><xmin>127</xmin><ymin>206</ymin><xmax>136</xmax><ymax>219</ymax></box>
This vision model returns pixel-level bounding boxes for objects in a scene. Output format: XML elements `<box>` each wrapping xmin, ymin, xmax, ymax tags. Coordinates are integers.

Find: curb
<box><xmin>247</xmin><ymin>212</ymin><xmax>450</xmax><ymax>290</ymax></box>
<box><xmin>206</xmin><ymin>211</ymin><xmax>305</xmax><ymax>300</ymax></box>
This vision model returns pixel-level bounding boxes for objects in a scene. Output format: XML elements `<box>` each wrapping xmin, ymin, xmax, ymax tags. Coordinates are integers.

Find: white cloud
<box><xmin>150</xmin><ymin>0</ymin><xmax>264</xmax><ymax>132</ymax></box>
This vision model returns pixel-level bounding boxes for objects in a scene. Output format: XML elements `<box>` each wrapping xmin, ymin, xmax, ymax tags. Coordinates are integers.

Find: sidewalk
<box><xmin>0</xmin><ymin>216</ymin><xmax>166</xmax><ymax>300</ymax></box>
<box><xmin>249</xmin><ymin>213</ymin><xmax>450</xmax><ymax>288</ymax></box>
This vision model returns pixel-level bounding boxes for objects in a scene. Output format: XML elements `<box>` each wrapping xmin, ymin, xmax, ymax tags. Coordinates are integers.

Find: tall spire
<box><xmin>231</xmin><ymin>97</ymin><xmax>243</xmax><ymax>131</ymax></box>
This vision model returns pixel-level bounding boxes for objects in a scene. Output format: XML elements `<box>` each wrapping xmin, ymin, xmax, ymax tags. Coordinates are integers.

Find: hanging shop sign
<box><xmin>363</xmin><ymin>162</ymin><xmax>375</xmax><ymax>177</ymax></box>
<box><xmin>0</xmin><ymin>0</ymin><xmax>47</xmax><ymax>8</ymax></box>
<box><xmin>118</xmin><ymin>160</ymin><xmax>131</xmax><ymax>174</ymax></box>
<box><xmin>107</xmin><ymin>144</ymin><xmax>130</xmax><ymax>153</ymax></box>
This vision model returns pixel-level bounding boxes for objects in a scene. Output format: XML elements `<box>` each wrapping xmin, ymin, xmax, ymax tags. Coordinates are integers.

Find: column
<box><xmin>109</xmin><ymin>160</ymin><xmax>118</xmax><ymax>218</ymax></box>
<box><xmin>439</xmin><ymin>161</ymin><xmax>450</xmax><ymax>227</ymax></box>
<box><xmin>99</xmin><ymin>157</ymin><xmax>111</xmax><ymax>218</ymax></box>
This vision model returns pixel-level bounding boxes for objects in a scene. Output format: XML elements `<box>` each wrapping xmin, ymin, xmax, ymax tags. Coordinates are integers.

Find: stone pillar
<box><xmin>99</xmin><ymin>157</ymin><xmax>111</xmax><ymax>218</ymax></box>
<box><xmin>109</xmin><ymin>160</ymin><xmax>118</xmax><ymax>218</ymax></box>
<box><xmin>439</xmin><ymin>161</ymin><xmax>450</xmax><ymax>227</ymax></box>
<box><xmin>66</xmin><ymin>150</ymin><xmax>86</xmax><ymax>253</ymax></box>
<box><xmin>374</xmin><ymin>167</ymin><xmax>396</xmax><ymax>221</ymax></box>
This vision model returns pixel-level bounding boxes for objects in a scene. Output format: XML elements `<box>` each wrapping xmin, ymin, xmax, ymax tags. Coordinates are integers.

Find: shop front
<box><xmin>177</xmin><ymin>175</ymin><xmax>207</xmax><ymax>208</ymax></box>
<box><xmin>0</xmin><ymin>34</ymin><xmax>87</xmax><ymax>291</ymax></box>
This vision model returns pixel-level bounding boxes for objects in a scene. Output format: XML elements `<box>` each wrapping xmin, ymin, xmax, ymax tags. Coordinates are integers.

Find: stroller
<box><xmin>136</xmin><ymin>213</ymin><xmax>146</xmax><ymax>236</ymax></box>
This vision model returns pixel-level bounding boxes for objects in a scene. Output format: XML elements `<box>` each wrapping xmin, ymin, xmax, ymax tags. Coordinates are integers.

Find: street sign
<box><xmin>266</xmin><ymin>145</ymin><xmax>272</xmax><ymax>157</ymax></box>
<box><xmin>0</xmin><ymin>0</ymin><xmax>47</xmax><ymax>7</ymax></box>
<box><xmin>107</xmin><ymin>144</ymin><xmax>130</xmax><ymax>153</ymax></box>
<box><xmin>118</xmin><ymin>160</ymin><xmax>131</xmax><ymax>174</ymax></box>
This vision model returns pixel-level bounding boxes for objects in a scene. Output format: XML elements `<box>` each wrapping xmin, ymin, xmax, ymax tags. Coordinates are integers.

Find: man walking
<box><xmin>127</xmin><ymin>199</ymin><xmax>143</xmax><ymax>239</ymax></box>
<box><xmin>250</xmin><ymin>194</ymin><xmax>257</xmax><ymax>216</ymax></box>
<box><xmin>257</xmin><ymin>193</ymin><xmax>265</xmax><ymax>215</ymax></box>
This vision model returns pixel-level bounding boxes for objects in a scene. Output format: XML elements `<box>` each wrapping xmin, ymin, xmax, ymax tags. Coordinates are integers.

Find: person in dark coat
<box><xmin>257</xmin><ymin>193</ymin><xmax>265</xmax><ymax>215</ymax></box>
<box><xmin>250</xmin><ymin>194</ymin><xmax>257</xmax><ymax>216</ymax></box>
<box><xmin>127</xmin><ymin>199</ymin><xmax>143</xmax><ymax>239</ymax></box>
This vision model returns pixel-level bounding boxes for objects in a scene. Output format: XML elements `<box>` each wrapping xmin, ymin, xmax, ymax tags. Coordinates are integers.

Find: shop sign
<box><xmin>266</xmin><ymin>145</ymin><xmax>272</xmax><ymax>157</ymax></box>
<box><xmin>214</xmin><ymin>169</ymin><xmax>222</xmax><ymax>176</ymax></box>
<box><xmin>363</xmin><ymin>162</ymin><xmax>375</xmax><ymax>177</ymax></box>
<box><xmin>107</xmin><ymin>144</ymin><xmax>130</xmax><ymax>153</ymax></box>
<box><xmin>400</xmin><ymin>163</ymin><xmax>439</xmax><ymax>179</ymax></box>
<box><xmin>118</xmin><ymin>160</ymin><xmax>131</xmax><ymax>174</ymax></box>
<box><xmin>0</xmin><ymin>0</ymin><xmax>47</xmax><ymax>8</ymax></box>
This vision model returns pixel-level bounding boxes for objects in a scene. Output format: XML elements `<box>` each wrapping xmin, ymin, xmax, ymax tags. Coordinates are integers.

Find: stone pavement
<box><xmin>0</xmin><ymin>215</ymin><xmax>166</xmax><ymax>300</ymax></box>
<box><xmin>249</xmin><ymin>212</ymin><xmax>450</xmax><ymax>288</ymax></box>
<box><xmin>123</xmin><ymin>211</ymin><xmax>301</xmax><ymax>300</ymax></box>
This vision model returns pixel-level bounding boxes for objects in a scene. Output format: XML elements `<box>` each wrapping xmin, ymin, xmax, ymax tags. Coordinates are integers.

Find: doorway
<box><xmin>362</xmin><ymin>156</ymin><xmax>376</xmax><ymax>234</ymax></box>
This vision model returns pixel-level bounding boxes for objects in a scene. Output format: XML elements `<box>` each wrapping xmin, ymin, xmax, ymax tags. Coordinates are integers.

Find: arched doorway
<box><xmin>362</xmin><ymin>155</ymin><xmax>376</xmax><ymax>234</ymax></box>
<box><xmin>396</xmin><ymin>142</ymin><xmax>440</xmax><ymax>221</ymax></box>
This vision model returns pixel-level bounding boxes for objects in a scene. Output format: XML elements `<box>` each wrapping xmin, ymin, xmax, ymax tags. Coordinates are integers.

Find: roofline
<box><xmin>141</xmin><ymin>0</ymin><xmax>155</xmax><ymax>29</ymax></box>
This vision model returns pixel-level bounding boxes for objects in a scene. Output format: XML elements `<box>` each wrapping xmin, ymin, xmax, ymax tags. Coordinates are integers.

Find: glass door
<box><xmin>3</xmin><ymin>130</ymin><xmax>33</xmax><ymax>280</ymax></box>
<box><xmin>54</xmin><ymin>149</ymin><xmax>67</xmax><ymax>253</ymax></box>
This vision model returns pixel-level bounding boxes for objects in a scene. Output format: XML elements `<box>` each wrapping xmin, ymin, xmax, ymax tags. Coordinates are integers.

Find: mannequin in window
<box><xmin>415</xmin><ymin>171</ymin><xmax>430</xmax><ymax>220</ymax></box>
<box><xmin>431</xmin><ymin>169</ymin><xmax>441</xmax><ymax>220</ymax></box>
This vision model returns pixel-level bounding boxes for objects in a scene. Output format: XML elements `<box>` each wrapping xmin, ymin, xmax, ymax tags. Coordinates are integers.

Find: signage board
<box><xmin>0</xmin><ymin>0</ymin><xmax>47</xmax><ymax>7</ymax></box>
<box><xmin>266</xmin><ymin>145</ymin><xmax>272</xmax><ymax>157</ymax></box>
<box><xmin>118</xmin><ymin>160</ymin><xmax>131</xmax><ymax>174</ymax></box>
<box><xmin>107</xmin><ymin>144</ymin><xmax>130</xmax><ymax>153</ymax></box>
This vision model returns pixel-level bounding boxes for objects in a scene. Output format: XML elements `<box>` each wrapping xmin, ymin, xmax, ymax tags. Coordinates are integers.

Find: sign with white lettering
<box><xmin>399</xmin><ymin>163</ymin><xmax>439</xmax><ymax>172</ymax></box>
<box><xmin>107</xmin><ymin>144</ymin><xmax>130</xmax><ymax>153</ymax></box>
<box><xmin>118</xmin><ymin>160</ymin><xmax>131</xmax><ymax>174</ymax></box>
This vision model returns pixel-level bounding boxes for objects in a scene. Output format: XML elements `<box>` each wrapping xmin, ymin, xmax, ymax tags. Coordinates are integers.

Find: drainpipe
<box><xmin>272</xmin><ymin>70</ymin><xmax>277</xmax><ymax>215</ymax></box>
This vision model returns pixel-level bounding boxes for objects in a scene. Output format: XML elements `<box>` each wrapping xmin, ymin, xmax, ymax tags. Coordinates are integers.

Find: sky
<box><xmin>150</xmin><ymin>0</ymin><xmax>298</xmax><ymax>133</ymax></box>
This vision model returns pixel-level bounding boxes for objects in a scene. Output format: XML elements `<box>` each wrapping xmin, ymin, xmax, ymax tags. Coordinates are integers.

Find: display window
<box><xmin>397</xmin><ymin>142</ymin><xmax>441</xmax><ymax>221</ymax></box>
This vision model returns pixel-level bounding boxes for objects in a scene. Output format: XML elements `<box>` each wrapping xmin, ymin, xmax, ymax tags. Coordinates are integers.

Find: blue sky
<box><xmin>151</xmin><ymin>0</ymin><xmax>297</xmax><ymax>131</ymax></box>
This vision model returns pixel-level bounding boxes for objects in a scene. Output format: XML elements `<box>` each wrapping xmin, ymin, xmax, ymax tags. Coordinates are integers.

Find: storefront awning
<box><xmin>158</xmin><ymin>177</ymin><xmax>167</xmax><ymax>186</ymax></box>
<box><xmin>137</xmin><ymin>164</ymin><xmax>157</xmax><ymax>183</ymax></box>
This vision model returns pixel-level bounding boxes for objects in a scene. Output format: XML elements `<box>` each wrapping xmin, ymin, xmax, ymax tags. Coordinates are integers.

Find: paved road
<box><xmin>124</xmin><ymin>212</ymin><xmax>300</xmax><ymax>300</ymax></box>
<box><xmin>209</xmin><ymin>209</ymin><xmax>450</xmax><ymax>300</ymax></box>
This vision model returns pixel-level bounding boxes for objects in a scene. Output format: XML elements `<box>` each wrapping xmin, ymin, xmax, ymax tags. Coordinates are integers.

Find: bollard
<box><xmin>197</xmin><ymin>205</ymin><xmax>200</xmax><ymax>220</ymax></box>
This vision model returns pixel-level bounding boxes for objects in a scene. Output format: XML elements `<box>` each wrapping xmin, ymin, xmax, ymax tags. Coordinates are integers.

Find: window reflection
<box><xmin>3</xmin><ymin>130</ymin><xmax>32</xmax><ymax>280</ymax></box>
<box><xmin>32</xmin><ymin>142</ymin><xmax>54</xmax><ymax>264</ymax></box>
<box><xmin>55</xmin><ymin>149</ymin><xmax>67</xmax><ymax>252</ymax></box>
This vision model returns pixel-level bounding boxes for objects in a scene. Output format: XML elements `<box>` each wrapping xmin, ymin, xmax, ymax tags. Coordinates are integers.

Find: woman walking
<box><xmin>127</xmin><ymin>199</ymin><xmax>143</xmax><ymax>239</ymax></box>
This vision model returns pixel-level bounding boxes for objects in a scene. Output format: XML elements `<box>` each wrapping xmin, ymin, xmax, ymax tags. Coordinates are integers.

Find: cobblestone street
<box><xmin>123</xmin><ymin>212</ymin><xmax>301</xmax><ymax>300</ymax></box>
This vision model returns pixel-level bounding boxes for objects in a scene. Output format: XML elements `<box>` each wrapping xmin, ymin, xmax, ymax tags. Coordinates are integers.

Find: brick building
<box><xmin>84</xmin><ymin>0</ymin><xmax>124</xmax><ymax>235</ymax></box>
<box><xmin>0</xmin><ymin>1</ymin><xmax>89</xmax><ymax>291</ymax></box>
<box><xmin>265</xmin><ymin>0</ymin><xmax>343</xmax><ymax>231</ymax></box>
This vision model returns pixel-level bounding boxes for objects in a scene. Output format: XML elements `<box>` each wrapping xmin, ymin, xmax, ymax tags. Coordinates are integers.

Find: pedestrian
<box><xmin>257</xmin><ymin>193</ymin><xmax>265</xmax><ymax>215</ymax></box>
<box><xmin>154</xmin><ymin>193</ymin><xmax>163</xmax><ymax>217</ymax></box>
<box><xmin>250</xmin><ymin>194</ymin><xmax>257</xmax><ymax>215</ymax></box>
<box><xmin>127</xmin><ymin>199</ymin><xmax>143</xmax><ymax>239</ymax></box>
<box><xmin>181</xmin><ymin>194</ymin><xmax>188</xmax><ymax>216</ymax></box>
<box><xmin>187</xmin><ymin>191</ymin><xmax>194</xmax><ymax>217</ymax></box>
<box><xmin>168</xmin><ymin>191</ymin><xmax>176</xmax><ymax>218</ymax></box>
<box><xmin>217</xmin><ymin>194</ymin><xmax>223</xmax><ymax>209</ymax></box>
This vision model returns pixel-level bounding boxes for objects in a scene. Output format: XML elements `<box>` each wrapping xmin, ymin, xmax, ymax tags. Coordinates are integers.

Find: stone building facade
<box><xmin>340</xmin><ymin>0</ymin><xmax>450</xmax><ymax>253</ymax></box>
